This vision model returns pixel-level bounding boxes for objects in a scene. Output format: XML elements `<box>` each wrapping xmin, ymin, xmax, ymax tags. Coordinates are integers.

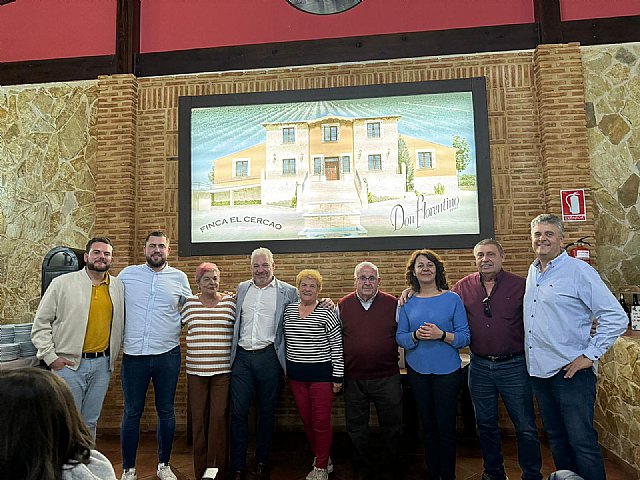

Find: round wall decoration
<box><xmin>286</xmin><ymin>0</ymin><xmax>362</xmax><ymax>15</ymax></box>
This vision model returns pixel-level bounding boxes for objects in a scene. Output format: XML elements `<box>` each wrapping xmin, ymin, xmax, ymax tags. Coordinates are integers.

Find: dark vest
<box><xmin>338</xmin><ymin>291</ymin><xmax>399</xmax><ymax>380</ymax></box>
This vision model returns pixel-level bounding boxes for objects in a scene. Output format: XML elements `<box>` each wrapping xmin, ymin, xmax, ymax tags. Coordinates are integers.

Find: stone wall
<box><xmin>596</xmin><ymin>337</ymin><xmax>640</xmax><ymax>476</ymax></box>
<box><xmin>0</xmin><ymin>81</ymin><xmax>98</xmax><ymax>323</ymax></box>
<box><xmin>582</xmin><ymin>42</ymin><xmax>640</xmax><ymax>291</ymax></box>
<box><xmin>582</xmin><ymin>43</ymin><xmax>640</xmax><ymax>474</ymax></box>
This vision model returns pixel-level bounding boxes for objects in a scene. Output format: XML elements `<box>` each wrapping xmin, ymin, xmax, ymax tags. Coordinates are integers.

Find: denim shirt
<box><xmin>119</xmin><ymin>263</ymin><xmax>192</xmax><ymax>355</ymax></box>
<box><xmin>524</xmin><ymin>251</ymin><xmax>627</xmax><ymax>378</ymax></box>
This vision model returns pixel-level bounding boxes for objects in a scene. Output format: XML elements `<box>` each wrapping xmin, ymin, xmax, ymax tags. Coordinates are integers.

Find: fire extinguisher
<box><xmin>566</xmin><ymin>236</ymin><xmax>592</xmax><ymax>263</ymax></box>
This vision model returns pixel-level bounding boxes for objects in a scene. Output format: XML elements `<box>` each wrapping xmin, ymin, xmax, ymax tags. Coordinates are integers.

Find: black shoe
<box><xmin>255</xmin><ymin>463</ymin><xmax>270</xmax><ymax>480</ymax></box>
<box><xmin>232</xmin><ymin>471</ymin><xmax>246</xmax><ymax>480</ymax></box>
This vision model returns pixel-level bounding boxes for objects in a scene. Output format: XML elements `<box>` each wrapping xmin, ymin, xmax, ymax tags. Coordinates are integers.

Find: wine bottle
<box><xmin>631</xmin><ymin>294</ymin><xmax>640</xmax><ymax>331</ymax></box>
<box><xmin>619</xmin><ymin>293</ymin><xmax>631</xmax><ymax>328</ymax></box>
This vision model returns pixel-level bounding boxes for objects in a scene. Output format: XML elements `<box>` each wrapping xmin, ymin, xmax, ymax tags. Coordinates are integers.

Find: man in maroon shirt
<box><xmin>451</xmin><ymin>239</ymin><xmax>542</xmax><ymax>480</ymax></box>
<box><xmin>338</xmin><ymin>262</ymin><xmax>402</xmax><ymax>480</ymax></box>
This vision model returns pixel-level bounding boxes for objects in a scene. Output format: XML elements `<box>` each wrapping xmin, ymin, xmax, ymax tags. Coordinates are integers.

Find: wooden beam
<box><xmin>0</xmin><ymin>56</ymin><xmax>115</xmax><ymax>86</ymax></box>
<box><xmin>115</xmin><ymin>0</ymin><xmax>140</xmax><ymax>74</ymax></box>
<box><xmin>136</xmin><ymin>23</ymin><xmax>539</xmax><ymax>77</ymax></box>
<box><xmin>3</xmin><ymin>14</ymin><xmax>640</xmax><ymax>86</ymax></box>
<box><xmin>562</xmin><ymin>15</ymin><xmax>640</xmax><ymax>45</ymax></box>
<box><xmin>534</xmin><ymin>0</ymin><xmax>563</xmax><ymax>44</ymax></box>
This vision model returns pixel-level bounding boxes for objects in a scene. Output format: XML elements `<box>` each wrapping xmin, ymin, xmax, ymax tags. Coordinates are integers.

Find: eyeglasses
<box><xmin>357</xmin><ymin>276</ymin><xmax>377</xmax><ymax>283</ymax></box>
<box><xmin>482</xmin><ymin>297</ymin><xmax>492</xmax><ymax>317</ymax></box>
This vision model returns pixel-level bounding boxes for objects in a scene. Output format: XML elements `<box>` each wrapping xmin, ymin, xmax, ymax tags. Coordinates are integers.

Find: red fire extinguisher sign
<box><xmin>560</xmin><ymin>189</ymin><xmax>586</xmax><ymax>222</ymax></box>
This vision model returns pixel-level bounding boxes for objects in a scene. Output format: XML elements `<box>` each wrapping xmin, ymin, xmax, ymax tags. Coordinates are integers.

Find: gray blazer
<box><xmin>230</xmin><ymin>277</ymin><xmax>298</xmax><ymax>371</ymax></box>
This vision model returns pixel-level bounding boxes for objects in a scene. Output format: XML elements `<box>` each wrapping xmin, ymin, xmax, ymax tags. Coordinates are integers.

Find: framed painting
<box><xmin>178</xmin><ymin>78</ymin><xmax>493</xmax><ymax>255</ymax></box>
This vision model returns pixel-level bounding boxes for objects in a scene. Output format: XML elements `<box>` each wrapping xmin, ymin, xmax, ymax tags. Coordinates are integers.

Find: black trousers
<box><xmin>344</xmin><ymin>373</ymin><xmax>403</xmax><ymax>475</ymax></box>
<box><xmin>407</xmin><ymin>366</ymin><xmax>463</xmax><ymax>480</ymax></box>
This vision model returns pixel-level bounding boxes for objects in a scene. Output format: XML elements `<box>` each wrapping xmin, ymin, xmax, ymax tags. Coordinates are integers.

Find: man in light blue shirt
<box><xmin>118</xmin><ymin>231</ymin><xmax>192</xmax><ymax>480</ymax></box>
<box><xmin>524</xmin><ymin>214</ymin><xmax>627</xmax><ymax>480</ymax></box>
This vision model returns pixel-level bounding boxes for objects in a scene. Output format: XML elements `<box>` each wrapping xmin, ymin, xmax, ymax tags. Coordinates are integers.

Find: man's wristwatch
<box><xmin>439</xmin><ymin>331</ymin><xmax>447</xmax><ymax>341</ymax></box>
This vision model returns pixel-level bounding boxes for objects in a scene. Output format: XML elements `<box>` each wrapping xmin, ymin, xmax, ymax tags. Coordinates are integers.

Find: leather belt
<box><xmin>82</xmin><ymin>349</ymin><xmax>109</xmax><ymax>359</ymax></box>
<box><xmin>238</xmin><ymin>345</ymin><xmax>273</xmax><ymax>354</ymax></box>
<box><xmin>473</xmin><ymin>352</ymin><xmax>524</xmax><ymax>362</ymax></box>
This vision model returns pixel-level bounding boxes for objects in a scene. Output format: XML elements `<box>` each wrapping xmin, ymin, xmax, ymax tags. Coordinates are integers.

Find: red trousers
<box><xmin>289</xmin><ymin>380</ymin><xmax>335</xmax><ymax>469</ymax></box>
<box><xmin>188</xmin><ymin>373</ymin><xmax>230</xmax><ymax>479</ymax></box>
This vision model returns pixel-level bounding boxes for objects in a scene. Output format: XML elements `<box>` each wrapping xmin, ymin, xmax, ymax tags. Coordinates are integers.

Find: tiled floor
<box><xmin>97</xmin><ymin>430</ymin><xmax>633</xmax><ymax>480</ymax></box>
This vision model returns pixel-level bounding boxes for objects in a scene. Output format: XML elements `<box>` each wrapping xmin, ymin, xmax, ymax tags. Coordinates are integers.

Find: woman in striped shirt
<box><xmin>181</xmin><ymin>262</ymin><xmax>236</xmax><ymax>480</ymax></box>
<box><xmin>283</xmin><ymin>269</ymin><xmax>343</xmax><ymax>480</ymax></box>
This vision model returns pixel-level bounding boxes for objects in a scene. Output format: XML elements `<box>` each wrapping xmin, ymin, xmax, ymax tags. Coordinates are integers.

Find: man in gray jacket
<box><xmin>32</xmin><ymin>236</ymin><xmax>125</xmax><ymax>439</ymax></box>
<box><xmin>229</xmin><ymin>247</ymin><xmax>298</xmax><ymax>480</ymax></box>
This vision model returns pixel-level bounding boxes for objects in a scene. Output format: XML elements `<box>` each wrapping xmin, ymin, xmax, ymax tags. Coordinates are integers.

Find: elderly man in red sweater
<box><xmin>338</xmin><ymin>261</ymin><xmax>402</xmax><ymax>480</ymax></box>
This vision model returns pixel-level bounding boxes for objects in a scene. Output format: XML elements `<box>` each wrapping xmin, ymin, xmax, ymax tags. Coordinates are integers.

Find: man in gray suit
<box><xmin>229</xmin><ymin>247</ymin><xmax>298</xmax><ymax>480</ymax></box>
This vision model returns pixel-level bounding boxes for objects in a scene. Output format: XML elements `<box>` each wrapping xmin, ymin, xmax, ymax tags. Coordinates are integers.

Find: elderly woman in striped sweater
<box><xmin>181</xmin><ymin>262</ymin><xmax>237</xmax><ymax>480</ymax></box>
<box><xmin>283</xmin><ymin>269</ymin><xmax>344</xmax><ymax>480</ymax></box>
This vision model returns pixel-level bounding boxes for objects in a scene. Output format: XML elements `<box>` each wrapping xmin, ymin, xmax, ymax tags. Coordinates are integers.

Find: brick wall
<box><xmin>94</xmin><ymin>44</ymin><xmax>594</xmax><ymax>433</ymax></box>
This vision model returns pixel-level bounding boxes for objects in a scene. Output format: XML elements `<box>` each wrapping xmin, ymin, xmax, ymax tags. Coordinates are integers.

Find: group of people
<box><xmin>0</xmin><ymin>212</ymin><xmax>629</xmax><ymax>480</ymax></box>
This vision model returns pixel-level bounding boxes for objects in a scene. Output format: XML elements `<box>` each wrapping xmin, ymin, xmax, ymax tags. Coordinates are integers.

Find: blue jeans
<box><xmin>531</xmin><ymin>369</ymin><xmax>604</xmax><ymax>480</ymax></box>
<box><xmin>120</xmin><ymin>346</ymin><xmax>181</xmax><ymax>469</ymax></box>
<box><xmin>54</xmin><ymin>355</ymin><xmax>111</xmax><ymax>440</ymax></box>
<box><xmin>407</xmin><ymin>366</ymin><xmax>462</xmax><ymax>480</ymax></box>
<box><xmin>469</xmin><ymin>354</ymin><xmax>542</xmax><ymax>480</ymax></box>
<box><xmin>230</xmin><ymin>346</ymin><xmax>282</xmax><ymax>471</ymax></box>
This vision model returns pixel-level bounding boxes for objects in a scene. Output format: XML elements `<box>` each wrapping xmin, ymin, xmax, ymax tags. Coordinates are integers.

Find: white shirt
<box><xmin>238</xmin><ymin>277</ymin><xmax>278</xmax><ymax>350</ymax></box>
<box><xmin>356</xmin><ymin>290</ymin><xmax>378</xmax><ymax>311</ymax></box>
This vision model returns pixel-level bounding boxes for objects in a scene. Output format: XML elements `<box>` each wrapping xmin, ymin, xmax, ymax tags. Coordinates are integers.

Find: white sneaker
<box><xmin>121</xmin><ymin>468</ymin><xmax>137</xmax><ymax>480</ymax></box>
<box><xmin>307</xmin><ymin>467</ymin><xmax>329</xmax><ymax>480</ymax></box>
<box><xmin>157</xmin><ymin>463</ymin><xmax>178</xmax><ymax>480</ymax></box>
<box><xmin>309</xmin><ymin>456</ymin><xmax>334</xmax><ymax>477</ymax></box>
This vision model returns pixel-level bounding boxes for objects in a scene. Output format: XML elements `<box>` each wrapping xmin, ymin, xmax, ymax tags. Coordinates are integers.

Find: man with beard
<box><xmin>32</xmin><ymin>236</ymin><xmax>125</xmax><ymax>440</ymax></box>
<box><xmin>118</xmin><ymin>231</ymin><xmax>192</xmax><ymax>480</ymax></box>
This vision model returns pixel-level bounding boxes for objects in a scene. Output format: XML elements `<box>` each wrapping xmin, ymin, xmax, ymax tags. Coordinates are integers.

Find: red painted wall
<box><xmin>0</xmin><ymin>0</ymin><xmax>116</xmax><ymax>62</ymax></box>
<box><xmin>139</xmin><ymin>0</ymin><xmax>534</xmax><ymax>53</ymax></box>
<box><xmin>560</xmin><ymin>0</ymin><xmax>640</xmax><ymax>21</ymax></box>
<box><xmin>2</xmin><ymin>0</ymin><xmax>640</xmax><ymax>63</ymax></box>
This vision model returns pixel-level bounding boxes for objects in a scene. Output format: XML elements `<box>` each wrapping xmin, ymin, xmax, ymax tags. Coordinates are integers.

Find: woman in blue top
<box><xmin>397</xmin><ymin>249</ymin><xmax>470</xmax><ymax>480</ymax></box>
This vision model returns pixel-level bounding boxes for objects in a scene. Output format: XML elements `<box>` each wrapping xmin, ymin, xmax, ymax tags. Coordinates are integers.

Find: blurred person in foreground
<box><xmin>181</xmin><ymin>262</ymin><xmax>236</xmax><ymax>480</ymax></box>
<box><xmin>396</xmin><ymin>249</ymin><xmax>470</xmax><ymax>480</ymax></box>
<box><xmin>0</xmin><ymin>367</ymin><xmax>116</xmax><ymax>480</ymax></box>
<box><xmin>283</xmin><ymin>269</ymin><xmax>343</xmax><ymax>480</ymax></box>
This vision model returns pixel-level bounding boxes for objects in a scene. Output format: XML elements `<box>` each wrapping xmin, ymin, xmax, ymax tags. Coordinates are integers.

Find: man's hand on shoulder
<box><xmin>563</xmin><ymin>354</ymin><xmax>593</xmax><ymax>379</ymax></box>
<box><xmin>49</xmin><ymin>357</ymin><xmax>74</xmax><ymax>371</ymax></box>
<box><xmin>318</xmin><ymin>297</ymin><xmax>335</xmax><ymax>309</ymax></box>
<box><xmin>398</xmin><ymin>287</ymin><xmax>414</xmax><ymax>306</ymax></box>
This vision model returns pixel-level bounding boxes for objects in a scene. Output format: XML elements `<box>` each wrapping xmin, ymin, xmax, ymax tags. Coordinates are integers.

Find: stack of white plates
<box><xmin>19</xmin><ymin>341</ymin><xmax>37</xmax><ymax>357</ymax></box>
<box><xmin>13</xmin><ymin>323</ymin><xmax>33</xmax><ymax>342</ymax></box>
<box><xmin>0</xmin><ymin>324</ymin><xmax>15</xmax><ymax>344</ymax></box>
<box><xmin>0</xmin><ymin>342</ymin><xmax>20</xmax><ymax>362</ymax></box>
<box><xmin>13</xmin><ymin>323</ymin><xmax>36</xmax><ymax>357</ymax></box>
